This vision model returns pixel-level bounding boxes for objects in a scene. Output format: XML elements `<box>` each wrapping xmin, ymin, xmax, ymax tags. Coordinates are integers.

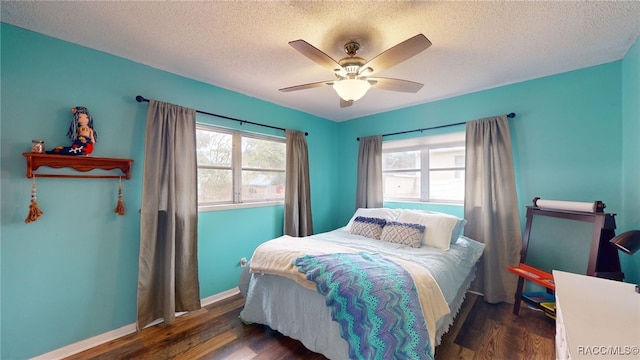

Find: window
<box><xmin>382</xmin><ymin>132</ymin><xmax>465</xmax><ymax>203</ymax></box>
<box><xmin>196</xmin><ymin>125</ymin><xmax>286</xmax><ymax>207</ymax></box>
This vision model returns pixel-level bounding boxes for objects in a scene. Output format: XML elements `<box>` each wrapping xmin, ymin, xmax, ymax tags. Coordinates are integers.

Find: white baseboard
<box><xmin>30</xmin><ymin>323</ymin><xmax>137</xmax><ymax>360</ymax></box>
<box><xmin>31</xmin><ymin>287</ymin><xmax>241</xmax><ymax>360</ymax></box>
<box><xmin>201</xmin><ymin>287</ymin><xmax>240</xmax><ymax>307</ymax></box>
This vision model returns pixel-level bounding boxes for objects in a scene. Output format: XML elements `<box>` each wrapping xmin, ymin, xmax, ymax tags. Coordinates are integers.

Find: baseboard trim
<box><xmin>30</xmin><ymin>323</ymin><xmax>137</xmax><ymax>360</ymax></box>
<box><xmin>201</xmin><ymin>287</ymin><xmax>240</xmax><ymax>307</ymax></box>
<box><xmin>31</xmin><ymin>287</ymin><xmax>241</xmax><ymax>360</ymax></box>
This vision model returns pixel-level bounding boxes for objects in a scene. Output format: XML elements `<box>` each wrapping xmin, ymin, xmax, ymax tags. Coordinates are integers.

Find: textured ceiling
<box><xmin>2</xmin><ymin>1</ymin><xmax>639</xmax><ymax>122</ymax></box>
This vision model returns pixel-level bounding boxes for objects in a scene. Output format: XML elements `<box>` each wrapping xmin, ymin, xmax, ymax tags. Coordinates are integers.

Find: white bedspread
<box><xmin>254</xmin><ymin>228</ymin><xmax>484</xmax><ymax>303</ymax></box>
<box><xmin>240</xmin><ymin>228</ymin><xmax>485</xmax><ymax>359</ymax></box>
<box><xmin>249</xmin><ymin>234</ymin><xmax>451</xmax><ymax>347</ymax></box>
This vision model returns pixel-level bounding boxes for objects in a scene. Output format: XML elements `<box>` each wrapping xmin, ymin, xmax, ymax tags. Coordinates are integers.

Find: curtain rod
<box><xmin>356</xmin><ymin>112</ymin><xmax>516</xmax><ymax>141</ymax></box>
<box><xmin>135</xmin><ymin>95</ymin><xmax>308</xmax><ymax>136</ymax></box>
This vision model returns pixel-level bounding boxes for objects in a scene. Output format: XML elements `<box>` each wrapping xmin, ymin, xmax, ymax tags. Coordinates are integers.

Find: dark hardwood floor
<box><xmin>65</xmin><ymin>292</ymin><xmax>555</xmax><ymax>359</ymax></box>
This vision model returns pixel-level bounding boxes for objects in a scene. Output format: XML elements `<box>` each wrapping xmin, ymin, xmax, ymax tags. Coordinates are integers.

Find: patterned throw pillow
<box><xmin>349</xmin><ymin>216</ymin><xmax>387</xmax><ymax>239</ymax></box>
<box><xmin>380</xmin><ymin>221</ymin><xmax>426</xmax><ymax>248</ymax></box>
<box><xmin>345</xmin><ymin>208</ymin><xmax>402</xmax><ymax>231</ymax></box>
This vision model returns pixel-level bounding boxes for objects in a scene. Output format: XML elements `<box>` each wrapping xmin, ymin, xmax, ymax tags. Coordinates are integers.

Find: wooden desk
<box><xmin>554</xmin><ymin>270</ymin><xmax>640</xmax><ymax>359</ymax></box>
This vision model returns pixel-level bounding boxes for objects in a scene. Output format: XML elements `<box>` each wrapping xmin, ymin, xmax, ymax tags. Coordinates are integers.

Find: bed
<box><xmin>238</xmin><ymin>208</ymin><xmax>485</xmax><ymax>360</ymax></box>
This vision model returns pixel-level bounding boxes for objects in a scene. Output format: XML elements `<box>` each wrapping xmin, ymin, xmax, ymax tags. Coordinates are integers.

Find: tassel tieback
<box><xmin>25</xmin><ymin>177</ymin><xmax>43</xmax><ymax>223</ymax></box>
<box><xmin>114</xmin><ymin>177</ymin><xmax>125</xmax><ymax>216</ymax></box>
<box><xmin>114</xmin><ymin>198</ymin><xmax>125</xmax><ymax>216</ymax></box>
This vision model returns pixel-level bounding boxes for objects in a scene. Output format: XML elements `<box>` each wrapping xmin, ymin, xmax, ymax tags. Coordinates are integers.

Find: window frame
<box><xmin>196</xmin><ymin>124</ymin><xmax>286</xmax><ymax>211</ymax></box>
<box><xmin>382</xmin><ymin>132</ymin><xmax>465</xmax><ymax>204</ymax></box>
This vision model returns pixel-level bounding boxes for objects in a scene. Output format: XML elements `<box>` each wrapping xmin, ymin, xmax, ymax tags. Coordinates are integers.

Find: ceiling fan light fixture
<box><xmin>332</xmin><ymin>79</ymin><xmax>371</xmax><ymax>102</ymax></box>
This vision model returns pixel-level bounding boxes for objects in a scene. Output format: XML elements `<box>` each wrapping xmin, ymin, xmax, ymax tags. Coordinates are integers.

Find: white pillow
<box><xmin>398</xmin><ymin>209</ymin><xmax>467</xmax><ymax>243</ymax></box>
<box><xmin>345</xmin><ymin>208</ymin><xmax>402</xmax><ymax>231</ymax></box>
<box><xmin>396</xmin><ymin>210</ymin><xmax>462</xmax><ymax>250</ymax></box>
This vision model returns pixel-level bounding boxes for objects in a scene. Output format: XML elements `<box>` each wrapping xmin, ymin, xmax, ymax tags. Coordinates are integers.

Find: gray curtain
<box><xmin>355</xmin><ymin>135</ymin><xmax>383</xmax><ymax>209</ymax></box>
<box><xmin>137</xmin><ymin>100</ymin><xmax>201</xmax><ymax>330</ymax></box>
<box><xmin>464</xmin><ymin>115</ymin><xmax>522</xmax><ymax>304</ymax></box>
<box><xmin>284</xmin><ymin>130</ymin><xmax>313</xmax><ymax>237</ymax></box>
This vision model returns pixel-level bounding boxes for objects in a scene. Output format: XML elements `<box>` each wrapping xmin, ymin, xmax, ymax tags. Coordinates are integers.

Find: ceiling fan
<box><xmin>279</xmin><ymin>34</ymin><xmax>432</xmax><ymax>108</ymax></box>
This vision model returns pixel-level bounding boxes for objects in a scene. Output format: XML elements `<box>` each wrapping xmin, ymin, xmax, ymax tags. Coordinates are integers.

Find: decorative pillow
<box><xmin>396</xmin><ymin>210</ymin><xmax>463</xmax><ymax>250</ymax></box>
<box><xmin>345</xmin><ymin>208</ymin><xmax>402</xmax><ymax>231</ymax></box>
<box><xmin>380</xmin><ymin>221</ymin><xmax>425</xmax><ymax>248</ymax></box>
<box><xmin>349</xmin><ymin>216</ymin><xmax>386</xmax><ymax>239</ymax></box>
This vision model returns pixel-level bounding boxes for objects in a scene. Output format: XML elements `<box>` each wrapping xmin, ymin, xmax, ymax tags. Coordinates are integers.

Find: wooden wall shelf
<box><xmin>23</xmin><ymin>153</ymin><xmax>133</xmax><ymax>179</ymax></box>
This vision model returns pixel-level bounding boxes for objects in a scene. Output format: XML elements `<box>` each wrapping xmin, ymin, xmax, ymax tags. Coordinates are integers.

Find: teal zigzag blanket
<box><xmin>294</xmin><ymin>252</ymin><xmax>433</xmax><ymax>360</ymax></box>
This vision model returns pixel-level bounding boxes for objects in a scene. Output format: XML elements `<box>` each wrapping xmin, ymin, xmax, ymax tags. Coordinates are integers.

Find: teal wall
<box><xmin>0</xmin><ymin>24</ymin><xmax>337</xmax><ymax>359</ymax></box>
<box><xmin>621</xmin><ymin>37</ymin><xmax>640</xmax><ymax>284</ymax></box>
<box><xmin>334</xmin><ymin>63</ymin><xmax>624</xmax><ymax>229</ymax></box>
<box><xmin>336</xmin><ymin>52</ymin><xmax>639</xmax><ymax>282</ymax></box>
<box><xmin>1</xmin><ymin>22</ymin><xmax>638</xmax><ymax>359</ymax></box>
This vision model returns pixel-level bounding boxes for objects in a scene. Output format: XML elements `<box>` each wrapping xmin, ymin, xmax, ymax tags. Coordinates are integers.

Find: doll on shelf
<box><xmin>46</xmin><ymin>106</ymin><xmax>97</xmax><ymax>156</ymax></box>
<box><xmin>47</xmin><ymin>124</ymin><xmax>94</xmax><ymax>155</ymax></box>
<box><xmin>67</xmin><ymin>106</ymin><xmax>97</xmax><ymax>144</ymax></box>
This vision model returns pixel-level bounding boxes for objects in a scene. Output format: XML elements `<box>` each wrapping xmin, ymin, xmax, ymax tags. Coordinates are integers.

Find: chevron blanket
<box><xmin>294</xmin><ymin>252</ymin><xmax>434</xmax><ymax>360</ymax></box>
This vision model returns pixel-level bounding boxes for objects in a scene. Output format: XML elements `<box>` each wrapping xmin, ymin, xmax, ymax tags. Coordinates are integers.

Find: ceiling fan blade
<box><xmin>279</xmin><ymin>80</ymin><xmax>334</xmax><ymax>92</ymax></box>
<box><xmin>340</xmin><ymin>98</ymin><xmax>353</xmax><ymax>108</ymax></box>
<box><xmin>368</xmin><ymin>77</ymin><xmax>424</xmax><ymax>93</ymax></box>
<box><xmin>289</xmin><ymin>40</ymin><xmax>347</xmax><ymax>76</ymax></box>
<box><xmin>360</xmin><ymin>34</ymin><xmax>431</xmax><ymax>76</ymax></box>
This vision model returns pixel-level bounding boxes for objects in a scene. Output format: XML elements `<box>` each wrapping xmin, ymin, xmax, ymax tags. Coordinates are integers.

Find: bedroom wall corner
<box><xmin>620</xmin><ymin>35</ymin><xmax>640</xmax><ymax>285</ymax></box>
<box><xmin>1</xmin><ymin>23</ymin><xmax>145</xmax><ymax>359</ymax></box>
<box><xmin>0</xmin><ymin>23</ymin><xmax>338</xmax><ymax>359</ymax></box>
<box><xmin>336</xmin><ymin>62</ymin><xmax>624</xmax><ymax>268</ymax></box>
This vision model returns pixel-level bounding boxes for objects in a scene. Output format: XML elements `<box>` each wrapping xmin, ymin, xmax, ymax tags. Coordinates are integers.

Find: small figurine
<box><xmin>47</xmin><ymin>106</ymin><xmax>97</xmax><ymax>156</ymax></box>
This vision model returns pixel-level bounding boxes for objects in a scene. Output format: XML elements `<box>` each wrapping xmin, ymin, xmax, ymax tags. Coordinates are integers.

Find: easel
<box><xmin>510</xmin><ymin>198</ymin><xmax>623</xmax><ymax>315</ymax></box>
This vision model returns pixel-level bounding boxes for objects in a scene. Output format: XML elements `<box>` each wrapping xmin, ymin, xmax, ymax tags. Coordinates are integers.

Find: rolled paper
<box><xmin>534</xmin><ymin>199</ymin><xmax>596</xmax><ymax>213</ymax></box>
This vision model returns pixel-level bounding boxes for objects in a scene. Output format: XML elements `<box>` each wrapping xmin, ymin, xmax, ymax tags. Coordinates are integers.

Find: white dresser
<box><xmin>553</xmin><ymin>270</ymin><xmax>640</xmax><ymax>359</ymax></box>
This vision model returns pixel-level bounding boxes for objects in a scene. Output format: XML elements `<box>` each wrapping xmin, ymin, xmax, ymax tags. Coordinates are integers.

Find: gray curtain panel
<box><xmin>355</xmin><ymin>135</ymin><xmax>383</xmax><ymax>209</ymax></box>
<box><xmin>137</xmin><ymin>100</ymin><xmax>201</xmax><ymax>330</ymax></box>
<box><xmin>464</xmin><ymin>115</ymin><xmax>522</xmax><ymax>304</ymax></box>
<box><xmin>284</xmin><ymin>130</ymin><xmax>313</xmax><ymax>237</ymax></box>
